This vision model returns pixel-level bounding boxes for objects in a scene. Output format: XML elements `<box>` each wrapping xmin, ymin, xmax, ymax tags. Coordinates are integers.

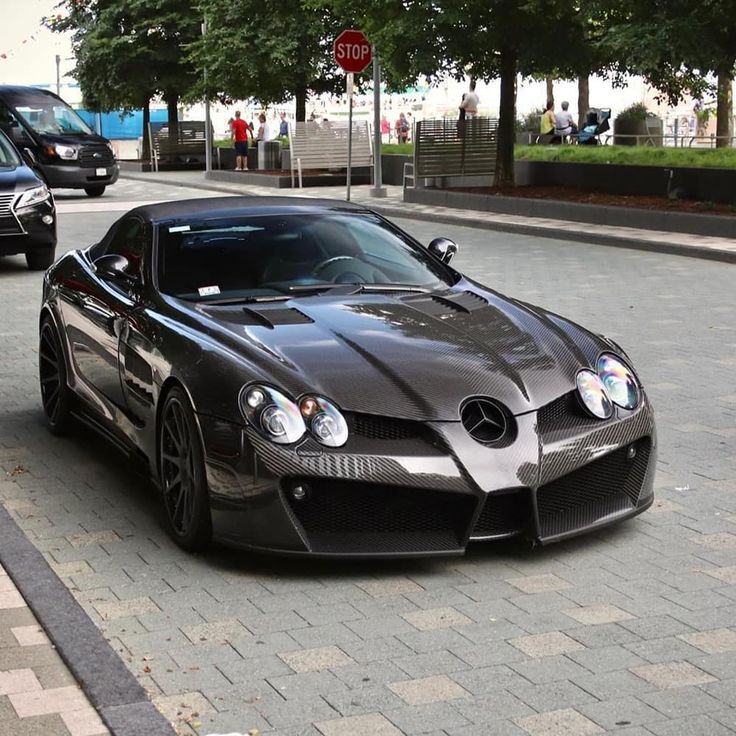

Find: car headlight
<box><xmin>16</xmin><ymin>185</ymin><xmax>51</xmax><ymax>209</ymax></box>
<box><xmin>49</xmin><ymin>143</ymin><xmax>78</xmax><ymax>160</ymax></box>
<box><xmin>298</xmin><ymin>396</ymin><xmax>349</xmax><ymax>447</ymax></box>
<box><xmin>240</xmin><ymin>385</ymin><xmax>305</xmax><ymax>444</ymax></box>
<box><xmin>576</xmin><ymin>369</ymin><xmax>613</xmax><ymax>419</ymax></box>
<box><xmin>597</xmin><ymin>353</ymin><xmax>639</xmax><ymax>410</ymax></box>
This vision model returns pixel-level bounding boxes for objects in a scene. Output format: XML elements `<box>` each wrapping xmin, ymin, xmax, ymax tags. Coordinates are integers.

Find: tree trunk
<box><xmin>716</xmin><ymin>64</ymin><xmax>733</xmax><ymax>148</ymax></box>
<box><xmin>295</xmin><ymin>88</ymin><xmax>307</xmax><ymax>122</ymax></box>
<box><xmin>577</xmin><ymin>75</ymin><xmax>590</xmax><ymax>130</ymax></box>
<box><xmin>166</xmin><ymin>93</ymin><xmax>179</xmax><ymax>142</ymax></box>
<box><xmin>545</xmin><ymin>76</ymin><xmax>554</xmax><ymax>105</ymax></box>
<box><xmin>495</xmin><ymin>46</ymin><xmax>517</xmax><ymax>189</ymax></box>
<box><xmin>141</xmin><ymin>99</ymin><xmax>151</xmax><ymax>162</ymax></box>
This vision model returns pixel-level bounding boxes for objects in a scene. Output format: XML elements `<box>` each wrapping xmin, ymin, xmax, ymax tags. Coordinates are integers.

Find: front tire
<box><xmin>158</xmin><ymin>387</ymin><xmax>212</xmax><ymax>551</ymax></box>
<box><xmin>39</xmin><ymin>318</ymin><xmax>72</xmax><ymax>435</ymax></box>
<box><xmin>26</xmin><ymin>248</ymin><xmax>55</xmax><ymax>271</ymax></box>
<box><xmin>84</xmin><ymin>185</ymin><xmax>106</xmax><ymax>197</ymax></box>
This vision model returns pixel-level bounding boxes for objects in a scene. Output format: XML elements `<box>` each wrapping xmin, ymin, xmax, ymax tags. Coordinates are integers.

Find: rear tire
<box><xmin>84</xmin><ymin>185</ymin><xmax>106</xmax><ymax>197</ymax></box>
<box><xmin>26</xmin><ymin>248</ymin><xmax>55</xmax><ymax>271</ymax></box>
<box><xmin>39</xmin><ymin>318</ymin><xmax>72</xmax><ymax>435</ymax></box>
<box><xmin>158</xmin><ymin>387</ymin><xmax>212</xmax><ymax>552</ymax></box>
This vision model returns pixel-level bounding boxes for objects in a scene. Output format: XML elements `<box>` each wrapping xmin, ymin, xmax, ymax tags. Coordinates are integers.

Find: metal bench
<box><xmin>289</xmin><ymin>121</ymin><xmax>372</xmax><ymax>187</ymax></box>
<box><xmin>149</xmin><ymin>121</ymin><xmax>208</xmax><ymax>171</ymax></box>
<box><xmin>404</xmin><ymin>118</ymin><xmax>498</xmax><ymax>191</ymax></box>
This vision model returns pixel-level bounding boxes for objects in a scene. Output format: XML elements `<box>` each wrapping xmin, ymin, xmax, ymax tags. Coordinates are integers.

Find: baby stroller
<box><xmin>577</xmin><ymin>108</ymin><xmax>611</xmax><ymax>145</ymax></box>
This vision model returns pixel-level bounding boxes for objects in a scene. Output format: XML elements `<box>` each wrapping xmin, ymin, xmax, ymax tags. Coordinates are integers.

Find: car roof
<box><xmin>128</xmin><ymin>196</ymin><xmax>373</xmax><ymax>224</ymax></box>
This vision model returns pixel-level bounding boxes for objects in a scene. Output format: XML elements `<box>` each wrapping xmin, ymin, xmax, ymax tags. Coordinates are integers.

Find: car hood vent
<box><xmin>241</xmin><ymin>306</ymin><xmax>314</xmax><ymax>329</ymax></box>
<box><xmin>404</xmin><ymin>290</ymin><xmax>489</xmax><ymax>318</ymax></box>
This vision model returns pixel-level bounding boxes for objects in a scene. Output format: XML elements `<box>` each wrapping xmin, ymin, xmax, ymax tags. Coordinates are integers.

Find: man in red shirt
<box><xmin>231</xmin><ymin>110</ymin><xmax>250</xmax><ymax>171</ymax></box>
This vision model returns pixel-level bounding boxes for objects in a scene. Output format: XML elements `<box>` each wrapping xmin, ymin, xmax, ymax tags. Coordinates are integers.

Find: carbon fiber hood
<box><xmin>195</xmin><ymin>283</ymin><xmax>611</xmax><ymax>421</ymax></box>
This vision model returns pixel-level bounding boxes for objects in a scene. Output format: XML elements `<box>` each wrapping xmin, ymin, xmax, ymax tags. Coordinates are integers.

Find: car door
<box><xmin>118</xmin><ymin>221</ymin><xmax>158</xmax><ymax>428</ymax></box>
<box><xmin>58</xmin><ymin>217</ymin><xmax>144</xmax><ymax>413</ymax></box>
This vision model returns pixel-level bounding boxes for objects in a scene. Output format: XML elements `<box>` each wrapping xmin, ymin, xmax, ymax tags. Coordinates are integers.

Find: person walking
<box><xmin>460</xmin><ymin>79</ymin><xmax>479</xmax><ymax>119</ymax></box>
<box><xmin>231</xmin><ymin>110</ymin><xmax>249</xmax><ymax>171</ymax></box>
<box><xmin>279</xmin><ymin>112</ymin><xmax>289</xmax><ymax>138</ymax></box>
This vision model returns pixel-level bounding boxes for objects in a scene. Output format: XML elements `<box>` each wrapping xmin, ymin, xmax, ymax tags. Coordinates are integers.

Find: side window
<box><xmin>104</xmin><ymin>218</ymin><xmax>149</xmax><ymax>279</ymax></box>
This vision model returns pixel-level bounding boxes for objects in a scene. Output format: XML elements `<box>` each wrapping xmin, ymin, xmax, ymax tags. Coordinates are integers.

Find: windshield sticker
<box><xmin>169</xmin><ymin>225</ymin><xmax>191</xmax><ymax>233</ymax></box>
<box><xmin>198</xmin><ymin>285</ymin><xmax>221</xmax><ymax>297</ymax></box>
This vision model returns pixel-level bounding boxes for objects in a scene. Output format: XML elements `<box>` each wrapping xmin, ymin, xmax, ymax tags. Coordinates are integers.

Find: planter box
<box><xmin>514</xmin><ymin>160</ymin><xmax>736</xmax><ymax>204</ymax></box>
<box><xmin>380</xmin><ymin>154</ymin><xmax>412</xmax><ymax>186</ymax></box>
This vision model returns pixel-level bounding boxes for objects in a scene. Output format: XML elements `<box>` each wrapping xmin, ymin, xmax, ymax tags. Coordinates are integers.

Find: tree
<box><xmin>319</xmin><ymin>0</ymin><xmax>596</xmax><ymax>187</ymax></box>
<box><xmin>594</xmin><ymin>0</ymin><xmax>736</xmax><ymax>146</ymax></box>
<box><xmin>189</xmin><ymin>0</ymin><xmax>348</xmax><ymax>121</ymax></box>
<box><xmin>45</xmin><ymin>0</ymin><xmax>200</xmax><ymax>147</ymax></box>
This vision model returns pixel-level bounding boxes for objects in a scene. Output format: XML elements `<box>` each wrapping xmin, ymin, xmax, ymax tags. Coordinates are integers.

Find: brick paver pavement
<box><xmin>0</xmin><ymin>564</ymin><xmax>109</xmax><ymax>736</ymax></box>
<box><xmin>0</xmin><ymin>180</ymin><xmax>734</xmax><ymax>735</ymax></box>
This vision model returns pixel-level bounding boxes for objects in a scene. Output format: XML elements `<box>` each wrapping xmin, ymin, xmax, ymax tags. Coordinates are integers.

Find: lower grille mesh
<box><xmin>537</xmin><ymin>437</ymin><xmax>651</xmax><ymax>539</ymax></box>
<box><xmin>283</xmin><ymin>479</ymin><xmax>477</xmax><ymax>554</ymax></box>
<box><xmin>471</xmin><ymin>488</ymin><xmax>532</xmax><ymax>538</ymax></box>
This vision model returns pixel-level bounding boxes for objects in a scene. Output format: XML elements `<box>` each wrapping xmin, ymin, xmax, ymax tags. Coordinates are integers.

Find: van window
<box><xmin>0</xmin><ymin>131</ymin><xmax>21</xmax><ymax>166</ymax></box>
<box><xmin>3</xmin><ymin>90</ymin><xmax>92</xmax><ymax>136</ymax></box>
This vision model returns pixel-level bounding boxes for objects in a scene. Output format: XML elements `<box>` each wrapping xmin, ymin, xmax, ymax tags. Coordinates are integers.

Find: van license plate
<box><xmin>95</xmin><ymin>167</ymin><xmax>107</xmax><ymax>176</ymax></box>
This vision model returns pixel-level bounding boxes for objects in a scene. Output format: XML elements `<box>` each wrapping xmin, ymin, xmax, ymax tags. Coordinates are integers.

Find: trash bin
<box><xmin>258</xmin><ymin>141</ymin><xmax>281</xmax><ymax>170</ymax></box>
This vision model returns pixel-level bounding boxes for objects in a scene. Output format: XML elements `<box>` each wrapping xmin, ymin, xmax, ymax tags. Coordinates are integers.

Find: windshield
<box><xmin>0</xmin><ymin>131</ymin><xmax>21</xmax><ymax>166</ymax></box>
<box><xmin>7</xmin><ymin>90</ymin><xmax>93</xmax><ymax>136</ymax></box>
<box><xmin>157</xmin><ymin>212</ymin><xmax>456</xmax><ymax>300</ymax></box>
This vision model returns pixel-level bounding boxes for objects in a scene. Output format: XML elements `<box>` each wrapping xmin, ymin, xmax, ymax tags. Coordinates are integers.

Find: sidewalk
<box><xmin>1</xmin><ymin>563</ymin><xmax>110</xmax><ymax>736</ymax></box>
<box><xmin>120</xmin><ymin>169</ymin><xmax>736</xmax><ymax>263</ymax></box>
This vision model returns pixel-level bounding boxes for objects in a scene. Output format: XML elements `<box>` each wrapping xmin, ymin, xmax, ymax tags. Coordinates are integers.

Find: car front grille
<box><xmin>470</xmin><ymin>488</ymin><xmax>532</xmax><ymax>539</ymax></box>
<box><xmin>79</xmin><ymin>146</ymin><xmax>114</xmax><ymax>168</ymax></box>
<box><xmin>351</xmin><ymin>414</ymin><xmax>423</xmax><ymax>441</ymax></box>
<box><xmin>537</xmin><ymin>391</ymin><xmax>602</xmax><ymax>433</ymax></box>
<box><xmin>283</xmin><ymin>478</ymin><xmax>477</xmax><ymax>554</ymax></box>
<box><xmin>537</xmin><ymin>436</ymin><xmax>652</xmax><ymax>539</ymax></box>
<box><xmin>0</xmin><ymin>193</ymin><xmax>15</xmax><ymax>217</ymax></box>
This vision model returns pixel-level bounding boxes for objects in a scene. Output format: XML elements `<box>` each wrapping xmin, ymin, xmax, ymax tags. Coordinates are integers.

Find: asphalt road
<box><xmin>1</xmin><ymin>180</ymin><xmax>735</xmax><ymax>736</ymax></box>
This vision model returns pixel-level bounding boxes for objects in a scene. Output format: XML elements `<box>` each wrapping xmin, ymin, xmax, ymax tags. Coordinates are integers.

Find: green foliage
<box><xmin>381</xmin><ymin>143</ymin><xmax>414</xmax><ymax>155</ymax></box>
<box><xmin>189</xmin><ymin>0</ymin><xmax>349</xmax><ymax>119</ymax></box>
<box><xmin>515</xmin><ymin>143</ymin><xmax>736</xmax><ymax>168</ymax></box>
<box><xmin>615</xmin><ymin>103</ymin><xmax>650</xmax><ymax>123</ymax></box>
<box><xmin>44</xmin><ymin>0</ymin><xmax>200</xmax><ymax>112</ymax></box>
<box><xmin>518</xmin><ymin>109</ymin><xmax>546</xmax><ymax>133</ymax></box>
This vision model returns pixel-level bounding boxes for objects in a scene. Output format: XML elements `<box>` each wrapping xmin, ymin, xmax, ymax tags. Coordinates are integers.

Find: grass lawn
<box><xmin>381</xmin><ymin>143</ymin><xmax>415</xmax><ymax>155</ymax></box>
<box><xmin>515</xmin><ymin>144</ymin><xmax>736</xmax><ymax>169</ymax></box>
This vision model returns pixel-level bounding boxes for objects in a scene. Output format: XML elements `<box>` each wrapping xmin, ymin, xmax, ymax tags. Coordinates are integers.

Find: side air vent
<box><xmin>460</xmin><ymin>398</ymin><xmax>509</xmax><ymax>445</ymax></box>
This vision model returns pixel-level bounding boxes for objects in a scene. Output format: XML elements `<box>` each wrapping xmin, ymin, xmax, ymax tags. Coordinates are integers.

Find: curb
<box><xmin>0</xmin><ymin>505</ymin><xmax>175</xmax><ymax>736</ymax></box>
<box><xmin>119</xmin><ymin>171</ymin><xmax>736</xmax><ymax>265</ymax></box>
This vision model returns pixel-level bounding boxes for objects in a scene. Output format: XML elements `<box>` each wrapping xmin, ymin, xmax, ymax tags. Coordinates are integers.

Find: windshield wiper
<box><xmin>198</xmin><ymin>294</ymin><xmax>291</xmax><ymax>305</ymax></box>
<box><xmin>287</xmin><ymin>283</ymin><xmax>431</xmax><ymax>297</ymax></box>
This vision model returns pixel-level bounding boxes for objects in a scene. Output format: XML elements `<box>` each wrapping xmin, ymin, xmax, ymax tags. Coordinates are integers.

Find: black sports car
<box><xmin>39</xmin><ymin>197</ymin><xmax>655</xmax><ymax>557</ymax></box>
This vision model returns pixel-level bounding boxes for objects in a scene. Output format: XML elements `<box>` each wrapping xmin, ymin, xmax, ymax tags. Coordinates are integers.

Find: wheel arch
<box><xmin>154</xmin><ymin>376</ymin><xmax>209</xmax><ymax>479</ymax></box>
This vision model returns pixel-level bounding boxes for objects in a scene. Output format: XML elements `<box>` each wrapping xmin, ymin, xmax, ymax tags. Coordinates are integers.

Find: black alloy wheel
<box><xmin>39</xmin><ymin>318</ymin><xmax>72</xmax><ymax>435</ymax></box>
<box><xmin>159</xmin><ymin>387</ymin><xmax>212</xmax><ymax>551</ymax></box>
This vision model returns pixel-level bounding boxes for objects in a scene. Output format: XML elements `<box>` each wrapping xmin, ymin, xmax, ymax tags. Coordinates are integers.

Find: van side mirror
<box><xmin>94</xmin><ymin>254</ymin><xmax>132</xmax><ymax>281</ymax></box>
<box><xmin>428</xmin><ymin>237</ymin><xmax>458</xmax><ymax>264</ymax></box>
<box><xmin>22</xmin><ymin>147</ymin><xmax>38</xmax><ymax>168</ymax></box>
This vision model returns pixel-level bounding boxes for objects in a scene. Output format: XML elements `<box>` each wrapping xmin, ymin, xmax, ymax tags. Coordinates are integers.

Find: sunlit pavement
<box><xmin>1</xmin><ymin>179</ymin><xmax>735</xmax><ymax>735</ymax></box>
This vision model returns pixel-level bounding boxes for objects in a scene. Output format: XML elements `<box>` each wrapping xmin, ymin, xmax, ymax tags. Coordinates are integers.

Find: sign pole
<box><xmin>347</xmin><ymin>72</ymin><xmax>354</xmax><ymax>202</ymax></box>
<box><xmin>370</xmin><ymin>47</ymin><xmax>386</xmax><ymax>198</ymax></box>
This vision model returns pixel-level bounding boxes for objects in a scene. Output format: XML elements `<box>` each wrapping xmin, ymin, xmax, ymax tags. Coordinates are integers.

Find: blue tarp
<box><xmin>76</xmin><ymin>109</ymin><xmax>169</xmax><ymax>140</ymax></box>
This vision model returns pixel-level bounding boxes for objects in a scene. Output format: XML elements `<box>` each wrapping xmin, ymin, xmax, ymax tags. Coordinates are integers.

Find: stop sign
<box><xmin>333</xmin><ymin>29</ymin><xmax>372</xmax><ymax>73</ymax></box>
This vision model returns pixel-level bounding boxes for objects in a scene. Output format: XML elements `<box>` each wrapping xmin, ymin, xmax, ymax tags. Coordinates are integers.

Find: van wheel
<box><xmin>26</xmin><ymin>248</ymin><xmax>55</xmax><ymax>271</ymax></box>
<box><xmin>84</xmin><ymin>185</ymin><xmax>106</xmax><ymax>197</ymax></box>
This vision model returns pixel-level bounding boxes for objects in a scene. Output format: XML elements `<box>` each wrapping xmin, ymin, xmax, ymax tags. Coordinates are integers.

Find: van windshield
<box><xmin>6</xmin><ymin>89</ymin><xmax>93</xmax><ymax>136</ymax></box>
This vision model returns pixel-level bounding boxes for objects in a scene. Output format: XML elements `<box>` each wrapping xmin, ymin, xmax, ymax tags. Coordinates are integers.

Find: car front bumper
<box><xmin>199</xmin><ymin>391</ymin><xmax>656</xmax><ymax>558</ymax></box>
<box><xmin>0</xmin><ymin>199</ymin><xmax>56</xmax><ymax>256</ymax></box>
<box><xmin>40</xmin><ymin>162</ymin><xmax>120</xmax><ymax>189</ymax></box>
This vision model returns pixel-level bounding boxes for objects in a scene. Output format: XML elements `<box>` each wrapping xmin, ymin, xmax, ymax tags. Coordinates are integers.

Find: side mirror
<box><xmin>22</xmin><ymin>147</ymin><xmax>38</xmax><ymax>168</ymax></box>
<box><xmin>94</xmin><ymin>254</ymin><xmax>132</xmax><ymax>281</ymax></box>
<box><xmin>428</xmin><ymin>237</ymin><xmax>458</xmax><ymax>264</ymax></box>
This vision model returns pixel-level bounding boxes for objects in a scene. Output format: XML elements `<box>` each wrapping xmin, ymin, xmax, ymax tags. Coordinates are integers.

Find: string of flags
<box><xmin>1</xmin><ymin>30</ymin><xmax>41</xmax><ymax>60</ymax></box>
